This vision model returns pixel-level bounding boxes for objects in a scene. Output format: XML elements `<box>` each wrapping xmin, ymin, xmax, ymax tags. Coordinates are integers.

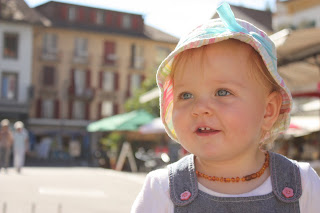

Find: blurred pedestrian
<box><xmin>13</xmin><ymin>121</ymin><xmax>29</xmax><ymax>173</ymax></box>
<box><xmin>0</xmin><ymin>119</ymin><xmax>13</xmax><ymax>173</ymax></box>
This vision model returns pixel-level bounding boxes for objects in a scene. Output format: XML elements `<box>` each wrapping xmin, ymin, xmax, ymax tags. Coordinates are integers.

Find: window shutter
<box><xmin>138</xmin><ymin>17</ymin><xmax>143</xmax><ymax>31</ymax></box>
<box><xmin>36</xmin><ymin>98</ymin><xmax>42</xmax><ymax>118</ymax></box>
<box><xmin>113</xmin><ymin>103</ymin><xmax>118</xmax><ymax>115</ymax></box>
<box><xmin>85</xmin><ymin>103</ymin><xmax>90</xmax><ymax>120</ymax></box>
<box><xmin>131</xmin><ymin>45</ymin><xmax>135</xmax><ymax>68</ymax></box>
<box><xmin>98</xmin><ymin>102</ymin><xmax>102</xmax><ymax>119</ymax></box>
<box><xmin>106</xmin><ymin>12</ymin><xmax>112</xmax><ymax>26</ymax></box>
<box><xmin>132</xmin><ymin>16</ymin><xmax>139</xmax><ymax>30</ymax></box>
<box><xmin>117</xmin><ymin>14</ymin><xmax>122</xmax><ymax>28</ymax></box>
<box><xmin>86</xmin><ymin>69</ymin><xmax>91</xmax><ymax>88</ymax></box>
<box><xmin>61</xmin><ymin>5</ymin><xmax>68</xmax><ymax>20</ymax></box>
<box><xmin>104</xmin><ymin>41</ymin><xmax>115</xmax><ymax>64</ymax></box>
<box><xmin>78</xmin><ymin>7</ymin><xmax>84</xmax><ymax>22</ymax></box>
<box><xmin>99</xmin><ymin>71</ymin><xmax>103</xmax><ymax>89</ymax></box>
<box><xmin>127</xmin><ymin>74</ymin><xmax>131</xmax><ymax>97</ymax></box>
<box><xmin>114</xmin><ymin>72</ymin><xmax>119</xmax><ymax>90</ymax></box>
<box><xmin>68</xmin><ymin>100</ymin><xmax>73</xmax><ymax>119</ymax></box>
<box><xmin>90</xmin><ymin>10</ymin><xmax>95</xmax><ymax>23</ymax></box>
<box><xmin>54</xmin><ymin>99</ymin><xmax>60</xmax><ymax>119</ymax></box>
<box><xmin>69</xmin><ymin>69</ymin><xmax>75</xmax><ymax>94</ymax></box>
<box><xmin>140</xmin><ymin>75</ymin><xmax>145</xmax><ymax>86</ymax></box>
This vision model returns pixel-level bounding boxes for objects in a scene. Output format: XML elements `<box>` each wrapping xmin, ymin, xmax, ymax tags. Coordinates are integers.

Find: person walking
<box><xmin>13</xmin><ymin>121</ymin><xmax>29</xmax><ymax>173</ymax></box>
<box><xmin>0</xmin><ymin>119</ymin><xmax>13</xmax><ymax>173</ymax></box>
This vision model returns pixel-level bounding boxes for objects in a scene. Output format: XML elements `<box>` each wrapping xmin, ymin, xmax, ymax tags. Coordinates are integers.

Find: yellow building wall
<box><xmin>31</xmin><ymin>26</ymin><xmax>176</xmax><ymax>120</ymax></box>
<box><xmin>286</xmin><ymin>0</ymin><xmax>320</xmax><ymax>14</ymax></box>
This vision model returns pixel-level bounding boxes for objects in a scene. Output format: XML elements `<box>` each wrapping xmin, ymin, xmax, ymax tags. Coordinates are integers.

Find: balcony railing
<box><xmin>72</xmin><ymin>52</ymin><xmax>90</xmax><ymax>65</ymax></box>
<box><xmin>130</xmin><ymin>57</ymin><xmax>145</xmax><ymax>70</ymax></box>
<box><xmin>39</xmin><ymin>49</ymin><xmax>61</xmax><ymax>62</ymax></box>
<box><xmin>68</xmin><ymin>86</ymin><xmax>95</xmax><ymax>100</ymax></box>
<box><xmin>101</xmin><ymin>54</ymin><xmax>118</xmax><ymax>67</ymax></box>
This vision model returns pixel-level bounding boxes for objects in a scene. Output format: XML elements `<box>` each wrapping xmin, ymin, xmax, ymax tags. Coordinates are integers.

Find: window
<box><xmin>101</xmin><ymin>101</ymin><xmax>113</xmax><ymax>117</ymax></box>
<box><xmin>122</xmin><ymin>14</ymin><xmax>131</xmax><ymax>29</ymax></box>
<box><xmin>1</xmin><ymin>73</ymin><xmax>17</xmax><ymax>100</ymax></box>
<box><xmin>73</xmin><ymin>100</ymin><xmax>85</xmax><ymax>119</ymax></box>
<box><xmin>3</xmin><ymin>33</ymin><xmax>18</xmax><ymax>59</ymax></box>
<box><xmin>74</xmin><ymin>69</ymin><xmax>86</xmax><ymax>96</ymax></box>
<box><xmin>43</xmin><ymin>33</ymin><xmax>57</xmax><ymax>54</ymax></box>
<box><xmin>102</xmin><ymin>72</ymin><xmax>115</xmax><ymax>92</ymax></box>
<box><xmin>156</xmin><ymin>47</ymin><xmax>171</xmax><ymax>66</ymax></box>
<box><xmin>43</xmin><ymin>66</ymin><xmax>55</xmax><ymax>86</ymax></box>
<box><xmin>42</xmin><ymin>99</ymin><xmax>54</xmax><ymax>118</ymax></box>
<box><xmin>130</xmin><ymin>74</ymin><xmax>142</xmax><ymax>93</ymax></box>
<box><xmin>104</xmin><ymin>41</ymin><xmax>116</xmax><ymax>65</ymax></box>
<box><xmin>68</xmin><ymin>7</ymin><xmax>77</xmax><ymax>21</ymax></box>
<box><xmin>96</xmin><ymin>10</ymin><xmax>104</xmax><ymax>25</ymax></box>
<box><xmin>74</xmin><ymin>37</ymin><xmax>88</xmax><ymax>57</ymax></box>
<box><xmin>131</xmin><ymin>44</ymin><xmax>144</xmax><ymax>69</ymax></box>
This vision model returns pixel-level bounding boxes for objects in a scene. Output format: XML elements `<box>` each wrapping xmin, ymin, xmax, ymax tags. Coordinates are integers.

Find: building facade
<box><xmin>0</xmin><ymin>0</ymin><xmax>47</xmax><ymax>123</ymax></box>
<box><xmin>28</xmin><ymin>1</ymin><xmax>177</xmax><ymax>162</ymax></box>
<box><xmin>273</xmin><ymin>0</ymin><xmax>320</xmax><ymax>31</ymax></box>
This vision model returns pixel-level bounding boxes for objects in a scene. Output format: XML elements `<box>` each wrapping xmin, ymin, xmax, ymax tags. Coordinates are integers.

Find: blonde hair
<box><xmin>170</xmin><ymin>39</ymin><xmax>282</xmax><ymax>148</ymax></box>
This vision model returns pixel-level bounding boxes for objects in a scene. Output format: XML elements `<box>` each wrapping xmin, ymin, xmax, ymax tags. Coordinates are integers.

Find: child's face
<box><xmin>172</xmin><ymin>40</ymin><xmax>271</xmax><ymax>161</ymax></box>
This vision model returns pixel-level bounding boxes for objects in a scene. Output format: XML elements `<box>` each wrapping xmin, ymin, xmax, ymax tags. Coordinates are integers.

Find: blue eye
<box><xmin>216</xmin><ymin>89</ymin><xmax>231</xmax><ymax>96</ymax></box>
<box><xmin>180</xmin><ymin>92</ymin><xmax>193</xmax><ymax>100</ymax></box>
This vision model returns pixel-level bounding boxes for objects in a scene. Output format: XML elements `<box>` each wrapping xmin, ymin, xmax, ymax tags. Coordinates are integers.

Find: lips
<box><xmin>195</xmin><ymin>126</ymin><xmax>220</xmax><ymax>135</ymax></box>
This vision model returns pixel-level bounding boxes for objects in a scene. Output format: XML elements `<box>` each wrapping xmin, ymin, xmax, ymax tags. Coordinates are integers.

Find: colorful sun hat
<box><xmin>156</xmin><ymin>2</ymin><xmax>292</xmax><ymax>143</ymax></box>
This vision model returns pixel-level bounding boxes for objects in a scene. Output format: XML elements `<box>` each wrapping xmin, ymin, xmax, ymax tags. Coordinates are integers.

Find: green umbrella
<box><xmin>87</xmin><ymin>110</ymin><xmax>154</xmax><ymax>132</ymax></box>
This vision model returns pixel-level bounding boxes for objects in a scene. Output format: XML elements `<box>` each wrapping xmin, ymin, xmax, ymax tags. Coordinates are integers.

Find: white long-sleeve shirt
<box><xmin>131</xmin><ymin>162</ymin><xmax>320</xmax><ymax>213</ymax></box>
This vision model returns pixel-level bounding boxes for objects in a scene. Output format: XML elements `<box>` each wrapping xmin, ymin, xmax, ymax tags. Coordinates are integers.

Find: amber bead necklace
<box><xmin>196</xmin><ymin>152</ymin><xmax>269</xmax><ymax>183</ymax></box>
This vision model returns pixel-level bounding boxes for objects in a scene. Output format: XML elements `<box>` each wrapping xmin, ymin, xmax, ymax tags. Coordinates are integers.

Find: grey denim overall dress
<box><xmin>168</xmin><ymin>151</ymin><xmax>302</xmax><ymax>213</ymax></box>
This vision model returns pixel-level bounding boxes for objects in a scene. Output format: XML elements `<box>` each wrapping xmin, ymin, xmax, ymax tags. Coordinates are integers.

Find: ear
<box><xmin>262</xmin><ymin>91</ymin><xmax>282</xmax><ymax>131</ymax></box>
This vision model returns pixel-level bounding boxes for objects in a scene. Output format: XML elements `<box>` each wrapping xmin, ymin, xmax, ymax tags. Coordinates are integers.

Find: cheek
<box><xmin>220</xmin><ymin>102</ymin><xmax>265</xmax><ymax>134</ymax></box>
<box><xmin>172</xmin><ymin>106</ymin><xmax>184</xmax><ymax>132</ymax></box>
<box><xmin>172</xmin><ymin>104</ymin><xmax>191</xmax><ymax>137</ymax></box>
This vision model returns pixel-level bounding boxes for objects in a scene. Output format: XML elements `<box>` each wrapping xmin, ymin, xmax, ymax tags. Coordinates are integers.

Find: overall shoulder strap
<box><xmin>168</xmin><ymin>154</ymin><xmax>198</xmax><ymax>206</ymax></box>
<box><xmin>269</xmin><ymin>151</ymin><xmax>302</xmax><ymax>203</ymax></box>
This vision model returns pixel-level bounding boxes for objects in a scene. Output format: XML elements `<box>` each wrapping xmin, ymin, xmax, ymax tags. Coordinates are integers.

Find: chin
<box><xmin>194</xmin><ymin>148</ymin><xmax>221</xmax><ymax>160</ymax></box>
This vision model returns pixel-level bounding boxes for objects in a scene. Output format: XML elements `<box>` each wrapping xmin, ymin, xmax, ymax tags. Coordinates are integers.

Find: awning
<box><xmin>270</xmin><ymin>28</ymin><xmax>320</xmax><ymax>95</ymax></box>
<box><xmin>87</xmin><ymin>110</ymin><xmax>154</xmax><ymax>132</ymax></box>
<box><xmin>284</xmin><ymin>116</ymin><xmax>320</xmax><ymax>137</ymax></box>
<box><xmin>270</xmin><ymin>28</ymin><xmax>320</xmax><ymax>66</ymax></box>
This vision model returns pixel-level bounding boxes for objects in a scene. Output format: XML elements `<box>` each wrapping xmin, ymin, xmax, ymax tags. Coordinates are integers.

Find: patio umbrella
<box><xmin>87</xmin><ymin>110</ymin><xmax>154</xmax><ymax>132</ymax></box>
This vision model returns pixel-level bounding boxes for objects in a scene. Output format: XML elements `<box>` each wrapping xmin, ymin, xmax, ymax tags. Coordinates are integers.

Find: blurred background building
<box><xmin>0</xmin><ymin>0</ymin><xmax>177</xmax><ymax>166</ymax></box>
<box><xmin>273</xmin><ymin>0</ymin><xmax>320</xmax><ymax>31</ymax></box>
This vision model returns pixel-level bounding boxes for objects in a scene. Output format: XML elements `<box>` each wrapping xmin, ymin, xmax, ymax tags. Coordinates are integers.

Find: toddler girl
<box><xmin>131</xmin><ymin>3</ymin><xmax>320</xmax><ymax>212</ymax></box>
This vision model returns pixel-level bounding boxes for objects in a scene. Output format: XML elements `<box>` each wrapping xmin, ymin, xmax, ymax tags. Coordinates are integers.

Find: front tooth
<box><xmin>205</xmin><ymin>127</ymin><xmax>211</xmax><ymax>130</ymax></box>
<box><xmin>200</xmin><ymin>127</ymin><xmax>205</xmax><ymax>131</ymax></box>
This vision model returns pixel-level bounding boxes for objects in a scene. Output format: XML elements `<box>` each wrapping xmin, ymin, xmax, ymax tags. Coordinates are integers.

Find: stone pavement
<box><xmin>0</xmin><ymin>167</ymin><xmax>147</xmax><ymax>213</ymax></box>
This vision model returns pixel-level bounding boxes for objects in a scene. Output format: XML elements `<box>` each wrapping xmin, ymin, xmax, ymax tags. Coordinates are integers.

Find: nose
<box><xmin>191</xmin><ymin>98</ymin><xmax>213</xmax><ymax>117</ymax></box>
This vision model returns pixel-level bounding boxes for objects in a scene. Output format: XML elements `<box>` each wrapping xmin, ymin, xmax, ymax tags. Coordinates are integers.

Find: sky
<box><xmin>24</xmin><ymin>0</ymin><xmax>276</xmax><ymax>38</ymax></box>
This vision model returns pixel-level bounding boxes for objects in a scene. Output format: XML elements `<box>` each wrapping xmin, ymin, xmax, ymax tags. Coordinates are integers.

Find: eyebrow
<box><xmin>213</xmin><ymin>79</ymin><xmax>246</xmax><ymax>88</ymax></box>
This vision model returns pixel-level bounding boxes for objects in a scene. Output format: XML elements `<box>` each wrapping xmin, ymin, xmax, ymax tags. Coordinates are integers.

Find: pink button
<box><xmin>282</xmin><ymin>187</ymin><xmax>294</xmax><ymax>198</ymax></box>
<box><xmin>180</xmin><ymin>191</ymin><xmax>191</xmax><ymax>201</ymax></box>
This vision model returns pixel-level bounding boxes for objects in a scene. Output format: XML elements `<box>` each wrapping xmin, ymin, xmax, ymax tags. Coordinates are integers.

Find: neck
<box><xmin>194</xmin><ymin>150</ymin><xmax>266</xmax><ymax>178</ymax></box>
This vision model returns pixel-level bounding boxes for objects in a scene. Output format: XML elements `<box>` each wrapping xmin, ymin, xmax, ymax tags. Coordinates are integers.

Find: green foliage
<box><xmin>125</xmin><ymin>75</ymin><xmax>160</xmax><ymax>117</ymax></box>
<box><xmin>100</xmin><ymin>132</ymin><xmax>125</xmax><ymax>152</ymax></box>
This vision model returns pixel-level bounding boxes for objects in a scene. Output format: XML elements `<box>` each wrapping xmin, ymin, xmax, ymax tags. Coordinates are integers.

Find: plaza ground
<box><xmin>0</xmin><ymin>167</ymin><xmax>146</xmax><ymax>213</ymax></box>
